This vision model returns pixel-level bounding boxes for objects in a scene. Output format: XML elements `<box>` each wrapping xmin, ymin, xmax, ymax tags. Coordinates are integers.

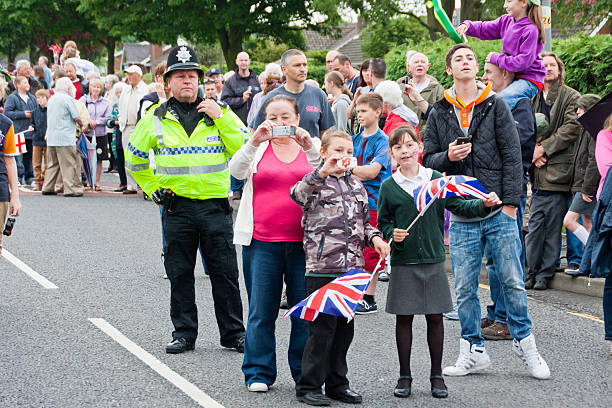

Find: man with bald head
<box><xmin>397</xmin><ymin>51</ymin><xmax>444</xmax><ymax>134</ymax></box>
<box><xmin>325</xmin><ymin>50</ymin><xmax>339</xmax><ymax>72</ymax></box>
<box><xmin>221</xmin><ymin>51</ymin><xmax>261</xmax><ymax>125</ymax></box>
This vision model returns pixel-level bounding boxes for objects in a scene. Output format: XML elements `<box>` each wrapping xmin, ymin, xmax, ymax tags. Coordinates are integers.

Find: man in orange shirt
<box><xmin>0</xmin><ymin>113</ymin><xmax>22</xmax><ymax>253</ymax></box>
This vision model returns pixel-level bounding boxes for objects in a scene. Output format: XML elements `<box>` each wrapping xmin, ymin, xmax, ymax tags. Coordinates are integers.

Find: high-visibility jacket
<box><xmin>125</xmin><ymin>101</ymin><xmax>250</xmax><ymax>199</ymax></box>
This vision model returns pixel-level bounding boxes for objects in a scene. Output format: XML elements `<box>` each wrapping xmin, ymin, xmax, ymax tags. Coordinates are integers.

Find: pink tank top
<box><xmin>252</xmin><ymin>143</ymin><xmax>313</xmax><ymax>242</ymax></box>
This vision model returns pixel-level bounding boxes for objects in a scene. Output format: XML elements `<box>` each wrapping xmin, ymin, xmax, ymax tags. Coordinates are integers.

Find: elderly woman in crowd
<box><xmin>106</xmin><ymin>81</ymin><xmax>129</xmax><ymax>190</ymax></box>
<box><xmin>103</xmin><ymin>75</ymin><xmax>120</xmax><ymax>172</ymax></box>
<box><xmin>230</xmin><ymin>94</ymin><xmax>321</xmax><ymax>393</ymax></box>
<box><xmin>375</xmin><ymin>80</ymin><xmax>418</xmax><ymax>137</ymax></box>
<box><xmin>247</xmin><ymin>63</ymin><xmax>282</xmax><ymax>128</ymax></box>
<box><xmin>80</xmin><ymin>78</ymin><xmax>110</xmax><ymax>190</ymax></box>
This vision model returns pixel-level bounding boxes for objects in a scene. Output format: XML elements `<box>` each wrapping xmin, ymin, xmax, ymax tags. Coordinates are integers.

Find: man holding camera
<box><xmin>125</xmin><ymin>44</ymin><xmax>247</xmax><ymax>355</ymax></box>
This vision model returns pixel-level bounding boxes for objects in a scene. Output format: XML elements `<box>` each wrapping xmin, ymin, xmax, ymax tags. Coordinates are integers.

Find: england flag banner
<box><xmin>283</xmin><ymin>267</ymin><xmax>379</xmax><ymax>322</ymax></box>
<box><xmin>15</xmin><ymin>131</ymin><xmax>27</xmax><ymax>154</ymax></box>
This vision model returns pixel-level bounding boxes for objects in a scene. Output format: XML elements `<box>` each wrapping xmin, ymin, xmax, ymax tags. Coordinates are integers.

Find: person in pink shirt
<box><xmin>595</xmin><ymin>114</ymin><xmax>612</xmax><ymax>200</ymax></box>
<box><xmin>229</xmin><ymin>94</ymin><xmax>322</xmax><ymax>393</ymax></box>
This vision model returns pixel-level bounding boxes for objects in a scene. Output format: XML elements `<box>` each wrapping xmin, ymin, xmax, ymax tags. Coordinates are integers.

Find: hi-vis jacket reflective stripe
<box><xmin>125</xmin><ymin>101</ymin><xmax>251</xmax><ymax>200</ymax></box>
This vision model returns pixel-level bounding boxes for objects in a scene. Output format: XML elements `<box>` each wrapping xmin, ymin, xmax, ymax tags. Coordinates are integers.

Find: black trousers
<box><xmin>296</xmin><ymin>277</ymin><xmax>354</xmax><ymax>395</ymax></box>
<box><xmin>162</xmin><ymin>196</ymin><xmax>245</xmax><ymax>345</ymax></box>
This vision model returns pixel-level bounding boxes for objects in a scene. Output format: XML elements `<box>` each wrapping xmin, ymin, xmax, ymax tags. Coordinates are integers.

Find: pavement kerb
<box><xmin>443</xmin><ymin>259</ymin><xmax>604</xmax><ymax>299</ymax></box>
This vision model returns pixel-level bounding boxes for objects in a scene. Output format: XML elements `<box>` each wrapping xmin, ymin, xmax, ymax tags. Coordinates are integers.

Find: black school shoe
<box><xmin>221</xmin><ymin>335</ymin><xmax>245</xmax><ymax>353</ymax></box>
<box><xmin>326</xmin><ymin>388</ymin><xmax>362</xmax><ymax>404</ymax></box>
<box><xmin>430</xmin><ymin>375</ymin><xmax>448</xmax><ymax>398</ymax></box>
<box><xmin>394</xmin><ymin>376</ymin><xmax>412</xmax><ymax>398</ymax></box>
<box><xmin>165</xmin><ymin>337</ymin><xmax>195</xmax><ymax>354</ymax></box>
<box><xmin>297</xmin><ymin>391</ymin><xmax>331</xmax><ymax>406</ymax></box>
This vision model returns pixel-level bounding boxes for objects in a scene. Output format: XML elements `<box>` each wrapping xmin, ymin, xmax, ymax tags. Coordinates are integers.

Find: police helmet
<box><xmin>164</xmin><ymin>44</ymin><xmax>204</xmax><ymax>81</ymax></box>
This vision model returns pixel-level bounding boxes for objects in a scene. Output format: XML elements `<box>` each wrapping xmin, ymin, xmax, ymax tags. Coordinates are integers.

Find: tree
<box><xmin>551</xmin><ymin>0</ymin><xmax>612</xmax><ymax>34</ymax></box>
<box><xmin>0</xmin><ymin>0</ymin><xmax>107</xmax><ymax>64</ymax></box>
<box><xmin>80</xmin><ymin>0</ymin><xmax>346</xmax><ymax>72</ymax></box>
<box><xmin>360</xmin><ymin>17</ymin><xmax>429</xmax><ymax>57</ymax></box>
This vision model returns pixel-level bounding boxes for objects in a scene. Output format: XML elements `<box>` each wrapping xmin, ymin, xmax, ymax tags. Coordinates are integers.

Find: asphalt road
<box><xmin>1</xmin><ymin>175</ymin><xmax>610</xmax><ymax>407</ymax></box>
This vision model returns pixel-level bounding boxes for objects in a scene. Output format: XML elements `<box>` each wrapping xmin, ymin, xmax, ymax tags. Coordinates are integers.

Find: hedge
<box><xmin>385</xmin><ymin>34</ymin><xmax>612</xmax><ymax>96</ymax></box>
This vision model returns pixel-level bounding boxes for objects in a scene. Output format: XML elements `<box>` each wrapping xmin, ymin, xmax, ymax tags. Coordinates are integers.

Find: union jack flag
<box><xmin>283</xmin><ymin>269</ymin><xmax>375</xmax><ymax>322</ymax></box>
<box><xmin>413</xmin><ymin>175</ymin><xmax>488</xmax><ymax>215</ymax></box>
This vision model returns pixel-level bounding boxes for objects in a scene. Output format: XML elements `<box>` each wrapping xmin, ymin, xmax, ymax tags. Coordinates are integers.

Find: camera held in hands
<box><xmin>336</xmin><ymin>156</ymin><xmax>357</xmax><ymax>170</ymax></box>
<box><xmin>271</xmin><ymin>125</ymin><xmax>296</xmax><ymax>137</ymax></box>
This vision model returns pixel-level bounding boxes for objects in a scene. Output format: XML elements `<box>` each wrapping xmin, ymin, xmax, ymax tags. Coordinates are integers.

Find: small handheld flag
<box><xmin>15</xmin><ymin>131</ymin><xmax>27</xmax><ymax>154</ymax></box>
<box><xmin>283</xmin><ymin>259</ymin><xmax>383</xmax><ymax>322</ymax></box>
<box><xmin>404</xmin><ymin>176</ymin><xmax>489</xmax><ymax>233</ymax></box>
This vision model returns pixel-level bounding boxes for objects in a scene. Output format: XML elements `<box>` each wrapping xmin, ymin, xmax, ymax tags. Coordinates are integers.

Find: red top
<box><xmin>252</xmin><ymin>143</ymin><xmax>313</xmax><ymax>242</ymax></box>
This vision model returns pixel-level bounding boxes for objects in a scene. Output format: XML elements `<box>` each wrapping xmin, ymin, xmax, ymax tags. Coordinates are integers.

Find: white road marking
<box><xmin>89</xmin><ymin>318</ymin><xmax>224</xmax><ymax>408</ymax></box>
<box><xmin>2</xmin><ymin>249</ymin><xmax>58</xmax><ymax>289</ymax></box>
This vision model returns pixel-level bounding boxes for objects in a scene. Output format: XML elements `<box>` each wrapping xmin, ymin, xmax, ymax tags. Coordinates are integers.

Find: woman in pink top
<box><xmin>595</xmin><ymin>115</ymin><xmax>612</xmax><ymax>200</ymax></box>
<box><xmin>229</xmin><ymin>95</ymin><xmax>322</xmax><ymax>393</ymax></box>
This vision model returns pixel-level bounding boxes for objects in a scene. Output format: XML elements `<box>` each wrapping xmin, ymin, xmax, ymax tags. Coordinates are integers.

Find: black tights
<box><xmin>396</xmin><ymin>314</ymin><xmax>444</xmax><ymax>388</ymax></box>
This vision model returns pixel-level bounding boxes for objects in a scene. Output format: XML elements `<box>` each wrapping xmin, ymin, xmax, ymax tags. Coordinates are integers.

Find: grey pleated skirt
<box><xmin>385</xmin><ymin>262</ymin><xmax>453</xmax><ymax>315</ymax></box>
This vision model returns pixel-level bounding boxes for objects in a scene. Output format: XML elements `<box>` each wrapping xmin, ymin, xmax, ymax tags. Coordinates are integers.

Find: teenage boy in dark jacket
<box><xmin>423</xmin><ymin>44</ymin><xmax>550</xmax><ymax>380</ymax></box>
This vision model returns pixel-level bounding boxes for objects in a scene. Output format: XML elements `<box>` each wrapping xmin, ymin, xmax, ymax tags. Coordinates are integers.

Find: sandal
<box><xmin>430</xmin><ymin>375</ymin><xmax>448</xmax><ymax>398</ymax></box>
<box><xmin>94</xmin><ymin>185</ymin><xmax>102</xmax><ymax>191</ymax></box>
<box><xmin>394</xmin><ymin>376</ymin><xmax>412</xmax><ymax>398</ymax></box>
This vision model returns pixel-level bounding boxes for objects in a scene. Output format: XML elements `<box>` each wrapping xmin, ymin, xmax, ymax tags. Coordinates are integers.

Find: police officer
<box><xmin>125</xmin><ymin>44</ymin><xmax>247</xmax><ymax>354</ymax></box>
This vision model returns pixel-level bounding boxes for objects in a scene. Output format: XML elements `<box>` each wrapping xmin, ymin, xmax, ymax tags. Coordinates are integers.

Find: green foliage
<box><xmin>552</xmin><ymin>35</ymin><xmax>612</xmax><ymax>96</ymax></box>
<box><xmin>142</xmin><ymin>73</ymin><xmax>152</xmax><ymax>84</ymax></box>
<box><xmin>384</xmin><ymin>34</ymin><xmax>612</xmax><ymax>95</ymax></box>
<box><xmin>249</xmin><ymin>61</ymin><xmax>267</xmax><ymax>76</ymax></box>
<box><xmin>361</xmin><ymin>17</ymin><xmax>429</xmax><ymax>58</ymax></box>
<box><xmin>307</xmin><ymin>49</ymin><xmax>329</xmax><ymax>66</ymax></box>
<box><xmin>243</xmin><ymin>35</ymin><xmax>291</xmax><ymax>63</ymax></box>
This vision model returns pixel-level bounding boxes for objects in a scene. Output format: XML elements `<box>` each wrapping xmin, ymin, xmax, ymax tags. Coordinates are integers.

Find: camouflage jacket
<box><xmin>291</xmin><ymin>168</ymin><xmax>382</xmax><ymax>277</ymax></box>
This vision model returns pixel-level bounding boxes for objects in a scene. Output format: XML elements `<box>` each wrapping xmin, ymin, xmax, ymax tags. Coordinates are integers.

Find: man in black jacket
<box><xmin>221</xmin><ymin>52</ymin><xmax>260</xmax><ymax>200</ymax></box>
<box><xmin>221</xmin><ymin>52</ymin><xmax>261</xmax><ymax>126</ymax></box>
<box><xmin>478</xmin><ymin>61</ymin><xmax>537</xmax><ymax>341</ymax></box>
<box><xmin>423</xmin><ymin>44</ymin><xmax>550</xmax><ymax>380</ymax></box>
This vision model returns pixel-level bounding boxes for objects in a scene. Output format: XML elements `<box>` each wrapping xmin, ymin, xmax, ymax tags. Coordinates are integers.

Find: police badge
<box><xmin>176</xmin><ymin>47</ymin><xmax>192</xmax><ymax>64</ymax></box>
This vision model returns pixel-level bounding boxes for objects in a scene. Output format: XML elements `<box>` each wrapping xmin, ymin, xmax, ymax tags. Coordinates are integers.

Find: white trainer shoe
<box><xmin>247</xmin><ymin>382</ymin><xmax>269</xmax><ymax>392</ymax></box>
<box><xmin>512</xmin><ymin>334</ymin><xmax>551</xmax><ymax>379</ymax></box>
<box><xmin>443</xmin><ymin>338</ymin><xmax>491</xmax><ymax>376</ymax></box>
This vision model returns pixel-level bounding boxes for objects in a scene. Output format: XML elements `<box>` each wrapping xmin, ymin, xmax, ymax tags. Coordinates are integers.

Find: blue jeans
<box><xmin>604</xmin><ymin>273</ymin><xmax>612</xmax><ymax>341</ymax></box>
<box><xmin>486</xmin><ymin>198</ymin><xmax>526</xmax><ymax>323</ymax></box>
<box><xmin>565</xmin><ymin>217</ymin><xmax>584</xmax><ymax>265</ymax></box>
<box><xmin>449</xmin><ymin>210</ymin><xmax>532</xmax><ymax>345</ymax></box>
<box><xmin>242</xmin><ymin>239</ymin><xmax>309</xmax><ymax>386</ymax></box>
<box><xmin>497</xmin><ymin>79</ymin><xmax>539</xmax><ymax>110</ymax></box>
<box><xmin>230</xmin><ymin>176</ymin><xmax>245</xmax><ymax>195</ymax></box>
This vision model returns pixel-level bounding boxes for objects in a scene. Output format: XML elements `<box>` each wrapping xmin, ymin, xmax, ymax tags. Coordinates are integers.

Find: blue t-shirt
<box><xmin>352</xmin><ymin>128</ymin><xmax>392</xmax><ymax>210</ymax></box>
<box><xmin>251</xmin><ymin>84</ymin><xmax>335</xmax><ymax>138</ymax></box>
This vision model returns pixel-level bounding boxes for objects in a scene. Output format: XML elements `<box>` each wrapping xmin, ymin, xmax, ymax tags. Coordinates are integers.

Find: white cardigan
<box><xmin>230</xmin><ymin>138</ymin><xmax>322</xmax><ymax>246</ymax></box>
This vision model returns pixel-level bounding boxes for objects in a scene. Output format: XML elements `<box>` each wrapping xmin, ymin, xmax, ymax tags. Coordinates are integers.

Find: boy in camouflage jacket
<box><xmin>291</xmin><ymin>131</ymin><xmax>389</xmax><ymax>406</ymax></box>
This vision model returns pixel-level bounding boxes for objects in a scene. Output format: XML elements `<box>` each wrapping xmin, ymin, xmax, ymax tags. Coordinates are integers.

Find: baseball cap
<box><xmin>206</xmin><ymin>67</ymin><xmax>221</xmax><ymax>76</ymax></box>
<box><xmin>125</xmin><ymin>65</ymin><xmax>143</xmax><ymax>76</ymax></box>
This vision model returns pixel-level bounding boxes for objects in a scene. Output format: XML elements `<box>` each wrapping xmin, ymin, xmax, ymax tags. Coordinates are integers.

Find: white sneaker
<box><xmin>443</xmin><ymin>338</ymin><xmax>491</xmax><ymax>376</ymax></box>
<box><xmin>247</xmin><ymin>382</ymin><xmax>269</xmax><ymax>392</ymax></box>
<box><xmin>512</xmin><ymin>334</ymin><xmax>550</xmax><ymax>379</ymax></box>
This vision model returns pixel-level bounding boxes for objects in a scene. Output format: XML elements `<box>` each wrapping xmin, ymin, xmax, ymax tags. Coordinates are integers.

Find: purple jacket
<box><xmin>80</xmin><ymin>94</ymin><xmax>111</xmax><ymax>137</ymax></box>
<box><xmin>465</xmin><ymin>15</ymin><xmax>545</xmax><ymax>84</ymax></box>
